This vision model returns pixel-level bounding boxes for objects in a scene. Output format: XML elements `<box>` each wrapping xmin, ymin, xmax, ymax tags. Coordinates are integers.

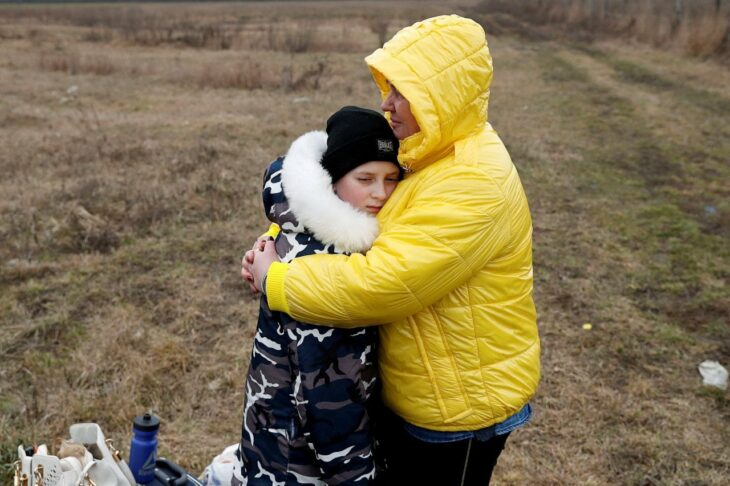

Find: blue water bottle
<box><xmin>129</xmin><ymin>413</ymin><xmax>160</xmax><ymax>484</ymax></box>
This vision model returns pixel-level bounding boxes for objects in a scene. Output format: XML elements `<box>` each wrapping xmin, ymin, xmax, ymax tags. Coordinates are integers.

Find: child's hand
<box><xmin>251</xmin><ymin>240</ymin><xmax>279</xmax><ymax>293</ymax></box>
<box><xmin>241</xmin><ymin>236</ymin><xmax>271</xmax><ymax>294</ymax></box>
<box><xmin>241</xmin><ymin>250</ymin><xmax>259</xmax><ymax>294</ymax></box>
<box><xmin>253</xmin><ymin>236</ymin><xmax>269</xmax><ymax>252</ymax></box>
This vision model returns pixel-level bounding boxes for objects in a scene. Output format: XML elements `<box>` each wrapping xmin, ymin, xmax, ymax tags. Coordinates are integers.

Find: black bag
<box><xmin>148</xmin><ymin>458</ymin><xmax>203</xmax><ymax>486</ymax></box>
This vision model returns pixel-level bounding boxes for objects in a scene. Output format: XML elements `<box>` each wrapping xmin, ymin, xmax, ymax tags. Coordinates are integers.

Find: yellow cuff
<box><xmin>262</xmin><ymin>223</ymin><xmax>280</xmax><ymax>239</ymax></box>
<box><xmin>266</xmin><ymin>262</ymin><xmax>290</xmax><ymax>314</ymax></box>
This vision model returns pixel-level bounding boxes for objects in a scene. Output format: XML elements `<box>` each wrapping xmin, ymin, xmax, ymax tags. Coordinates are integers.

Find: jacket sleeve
<box><xmin>261</xmin><ymin>223</ymin><xmax>280</xmax><ymax>240</ymax></box>
<box><xmin>265</xmin><ymin>167</ymin><xmax>510</xmax><ymax>327</ymax></box>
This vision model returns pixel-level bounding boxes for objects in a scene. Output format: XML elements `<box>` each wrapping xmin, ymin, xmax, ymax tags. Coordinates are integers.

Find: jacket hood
<box><xmin>365</xmin><ymin>15</ymin><xmax>493</xmax><ymax>172</ymax></box>
<box><xmin>263</xmin><ymin>131</ymin><xmax>379</xmax><ymax>254</ymax></box>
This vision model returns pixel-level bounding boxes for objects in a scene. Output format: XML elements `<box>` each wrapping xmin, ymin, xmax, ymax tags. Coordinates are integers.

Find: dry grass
<box><xmin>39</xmin><ymin>49</ymin><xmax>117</xmax><ymax>76</ymax></box>
<box><xmin>1</xmin><ymin>1</ymin><xmax>729</xmax><ymax>484</ymax></box>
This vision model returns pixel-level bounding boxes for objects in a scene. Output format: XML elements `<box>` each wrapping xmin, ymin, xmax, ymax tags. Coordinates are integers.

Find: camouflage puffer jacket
<box><xmin>238</xmin><ymin>131</ymin><xmax>379</xmax><ymax>485</ymax></box>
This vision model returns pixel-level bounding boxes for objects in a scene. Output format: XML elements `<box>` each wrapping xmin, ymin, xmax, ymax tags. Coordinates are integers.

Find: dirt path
<box><xmin>487</xmin><ymin>30</ymin><xmax>729</xmax><ymax>484</ymax></box>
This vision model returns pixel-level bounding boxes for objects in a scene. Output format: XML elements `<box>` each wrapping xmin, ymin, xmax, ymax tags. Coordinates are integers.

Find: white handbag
<box><xmin>69</xmin><ymin>423</ymin><xmax>136</xmax><ymax>486</ymax></box>
<box><xmin>14</xmin><ymin>423</ymin><xmax>136</xmax><ymax>486</ymax></box>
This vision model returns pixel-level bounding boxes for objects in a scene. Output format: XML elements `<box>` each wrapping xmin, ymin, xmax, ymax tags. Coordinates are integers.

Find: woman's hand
<box><xmin>241</xmin><ymin>236</ymin><xmax>271</xmax><ymax>294</ymax></box>
<box><xmin>251</xmin><ymin>240</ymin><xmax>279</xmax><ymax>293</ymax></box>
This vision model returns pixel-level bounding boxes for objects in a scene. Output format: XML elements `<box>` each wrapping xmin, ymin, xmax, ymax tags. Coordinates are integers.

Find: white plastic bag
<box><xmin>698</xmin><ymin>360</ymin><xmax>728</xmax><ymax>390</ymax></box>
<box><xmin>199</xmin><ymin>444</ymin><xmax>245</xmax><ymax>486</ymax></box>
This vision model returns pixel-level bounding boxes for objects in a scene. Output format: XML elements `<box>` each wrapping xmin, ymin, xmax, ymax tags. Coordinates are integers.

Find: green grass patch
<box><xmin>610</xmin><ymin>59</ymin><xmax>675</xmax><ymax>90</ymax></box>
<box><xmin>654</xmin><ymin>323</ymin><xmax>694</xmax><ymax>347</ymax></box>
<box><xmin>1</xmin><ymin>440</ymin><xmax>24</xmax><ymax>484</ymax></box>
<box><xmin>538</xmin><ymin>51</ymin><xmax>591</xmax><ymax>84</ymax></box>
<box><xmin>533</xmin><ymin>48</ymin><xmax>728</xmax><ymax>343</ymax></box>
<box><xmin>596</xmin><ymin>56</ymin><xmax>730</xmax><ymax>116</ymax></box>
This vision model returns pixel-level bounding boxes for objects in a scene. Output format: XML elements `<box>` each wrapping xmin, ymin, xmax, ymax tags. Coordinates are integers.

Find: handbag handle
<box><xmin>14</xmin><ymin>460</ymin><xmax>29</xmax><ymax>486</ymax></box>
<box><xmin>79</xmin><ymin>460</ymin><xmax>98</xmax><ymax>486</ymax></box>
<box><xmin>33</xmin><ymin>464</ymin><xmax>44</xmax><ymax>486</ymax></box>
<box><xmin>81</xmin><ymin>474</ymin><xmax>97</xmax><ymax>486</ymax></box>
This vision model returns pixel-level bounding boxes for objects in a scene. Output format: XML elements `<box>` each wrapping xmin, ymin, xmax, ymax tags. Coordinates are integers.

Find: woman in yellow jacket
<box><xmin>246</xmin><ymin>15</ymin><xmax>540</xmax><ymax>485</ymax></box>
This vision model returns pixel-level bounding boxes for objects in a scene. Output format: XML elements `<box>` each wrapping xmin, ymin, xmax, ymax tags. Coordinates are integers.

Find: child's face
<box><xmin>334</xmin><ymin>161</ymin><xmax>400</xmax><ymax>215</ymax></box>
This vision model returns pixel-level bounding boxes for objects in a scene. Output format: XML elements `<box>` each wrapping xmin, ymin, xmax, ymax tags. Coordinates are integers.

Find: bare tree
<box><xmin>673</xmin><ymin>0</ymin><xmax>684</xmax><ymax>31</ymax></box>
<box><xmin>587</xmin><ymin>0</ymin><xmax>595</xmax><ymax>16</ymax></box>
<box><xmin>368</xmin><ymin>16</ymin><xmax>389</xmax><ymax>47</ymax></box>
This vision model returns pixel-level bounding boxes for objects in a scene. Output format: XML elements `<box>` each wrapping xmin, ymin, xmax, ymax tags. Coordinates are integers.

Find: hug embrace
<box><xmin>206</xmin><ymin>14</ymin><xmax>540</xmax><ymax>486</ymax></box>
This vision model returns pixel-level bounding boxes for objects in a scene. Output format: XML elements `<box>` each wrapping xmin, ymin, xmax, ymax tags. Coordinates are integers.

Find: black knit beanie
<box><xmin>321</xmin><ymin>106</ymin><xmax>401</xmax><ymax>183</ymax></box>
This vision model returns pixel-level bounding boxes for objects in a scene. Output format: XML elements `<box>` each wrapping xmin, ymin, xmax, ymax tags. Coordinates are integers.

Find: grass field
<box><xmin>1</xmin><ymin>1</ymin><xmax>728</xmax><ymax>484</ymax></box>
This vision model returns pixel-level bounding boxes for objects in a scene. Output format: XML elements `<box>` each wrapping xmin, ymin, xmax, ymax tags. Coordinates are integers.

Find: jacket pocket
<box><xmin>410</xmin><ymin>308</ymin><xmax>472</xmax><ymax>423</ymax></box>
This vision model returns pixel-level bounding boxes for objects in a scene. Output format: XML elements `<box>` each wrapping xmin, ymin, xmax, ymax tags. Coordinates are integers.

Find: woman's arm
<box><xmin>258</xmin><ymin>167</ymin><xmax>512</xmax><ymax>327</ymax></box>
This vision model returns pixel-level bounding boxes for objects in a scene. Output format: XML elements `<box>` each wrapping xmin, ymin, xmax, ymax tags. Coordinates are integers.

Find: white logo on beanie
<box><xmin>377</xmin><ymin>139</ymin><xmax>394</xmax><ymax>153</ymax></box>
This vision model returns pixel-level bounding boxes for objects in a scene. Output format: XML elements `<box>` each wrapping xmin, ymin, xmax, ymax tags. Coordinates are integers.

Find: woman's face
<box><xmin>334</xmin><ymin>161</ymin><xmax>401</xmax><ymax>215</ymax></box>
<box><xmin>381</xmin><ymin>82</ymin><xmax>420</xmax><ymax>140</ymax></box>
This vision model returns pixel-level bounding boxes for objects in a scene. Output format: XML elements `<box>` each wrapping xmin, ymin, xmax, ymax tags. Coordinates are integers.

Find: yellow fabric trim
<box><xmin>262</xmin><ymin>223</ymin><xmax>280</xmax><ymax>239</ymax></box>
<box><xmin>265</xmin><ymin>262</ymin><xmax>290</xmax><ymax>315</ymax></box>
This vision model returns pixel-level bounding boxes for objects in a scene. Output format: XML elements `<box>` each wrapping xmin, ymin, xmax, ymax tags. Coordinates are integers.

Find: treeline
<box><xmin>0</xmin><ymin>0</ymin><xmax>347</xmax><ymax>4</ymax></box>
<box><xmin>1</xmin><ymin>0</ymin><xmax>385</xmax><ymax>3</ymax></box>
<box><xmin>477</xmin><ymin>0</ymin><xmax>730</xmax><ymax>58</ymax></box>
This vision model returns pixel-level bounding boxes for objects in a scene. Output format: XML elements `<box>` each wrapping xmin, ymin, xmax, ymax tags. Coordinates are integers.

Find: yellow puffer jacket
<box><xmin>266</xmin><ymin>15</ymin><xmax>540</xmax><ymax>431</ymax></box>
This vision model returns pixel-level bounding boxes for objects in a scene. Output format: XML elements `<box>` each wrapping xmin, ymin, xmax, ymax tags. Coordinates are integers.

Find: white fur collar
<box><xmin>281</xmin><ymin>131</ymin><xmax>380</xmax><ymax>253</ymax></box>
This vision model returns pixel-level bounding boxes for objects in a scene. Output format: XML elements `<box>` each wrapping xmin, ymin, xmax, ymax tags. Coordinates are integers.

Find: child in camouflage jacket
<box><xmin>233</xmin><ymin>107</ymin><xmax>401</xmax><ymax>485</ymax></box>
